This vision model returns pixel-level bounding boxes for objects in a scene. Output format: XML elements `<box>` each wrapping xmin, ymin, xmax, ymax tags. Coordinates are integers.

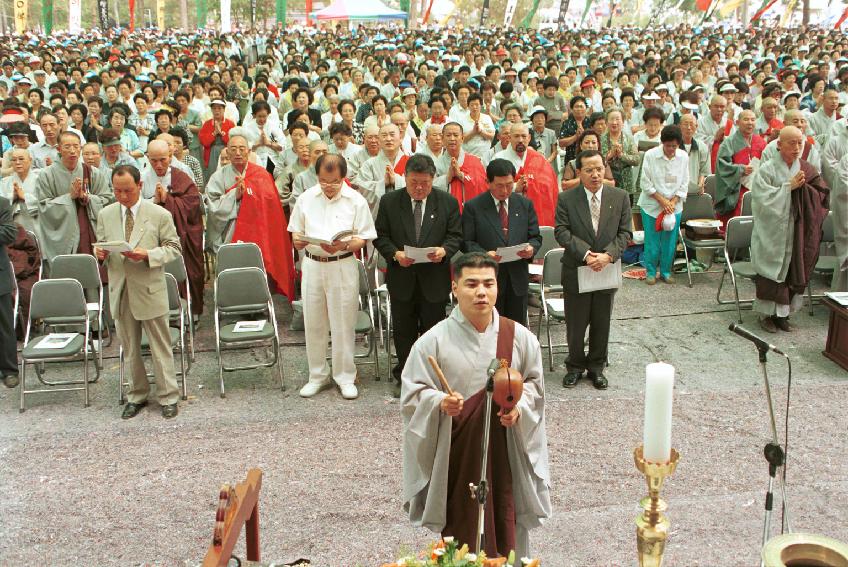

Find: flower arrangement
<box><xmin>380</xmin><ymin>537</ymin><xmax>541</xmax><ymax>567</ymax></box>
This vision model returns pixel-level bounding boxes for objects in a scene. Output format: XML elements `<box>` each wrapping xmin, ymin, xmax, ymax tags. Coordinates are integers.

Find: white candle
<box><xmin>643</xmin><ymin>362</ymin><xmax>675</xmax><ymax>463</ymax></box>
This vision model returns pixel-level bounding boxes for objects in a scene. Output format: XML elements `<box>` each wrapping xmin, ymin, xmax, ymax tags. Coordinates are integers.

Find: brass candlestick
<box><xmin>634</xmin><ymin>445</ymin><xmax>680</xmax><ymax>567</ymax></box>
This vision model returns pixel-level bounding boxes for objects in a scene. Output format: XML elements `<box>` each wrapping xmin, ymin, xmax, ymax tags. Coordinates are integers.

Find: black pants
<box><xmin>496</xmin><ymin>269</ymin><xmax>528</xmax><ymax>325</ymax></box>
<box><xmin>391</xmin><ymin>283</ymin><xmax>446</xmax><ymax>382</ymax></box>
<box><xmin>563</xmin><ymin>290</ymin><xmax>613</xmax><ymax>375</ymax></box>
<box><xmin>0</xmin><ymin>292</ymin><xmax>18</xmax><ymax>376</ymax></box>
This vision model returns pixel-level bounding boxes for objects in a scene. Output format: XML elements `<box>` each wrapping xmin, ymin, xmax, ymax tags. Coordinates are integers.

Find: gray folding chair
<box><xmin>535</xmin><ymin>248</ymin><xmax>567</xmax><ymax>371</ymax></box>
<box><xmin>716</xmin><ymin>216</ymin><xmax>757</xmax><ymax>322</ymax></box>
<box><xmin>10</xmin><ymin>269</ymin><xmax>18</xmax><ymax>331</ymax></box>
<box><xmin>19</xmin><ymin>278</ymin><xmax>96</xmax><ymax>412</ymax></box>
<box><xmin>373</xmin><ymin>253</ymin><xmax>392</xmax><ymax>373</ymax></box>
<box><xmin>740</xmin><ymin>191</ymin><xmax>753</xmax><ymax>216</ymax></box>
<box><xmin>353</xmin><ymin>259</ymin><xmax>381</xmax><ymax>380</ymax></box>
<box><xmin>678</xmin><ymin>193</ymin><xmax>726</xmax><ymax>287</ymax></box>
<box><xmin>214</xmin><ymin>267</ymin><xmax>285</xmax><ymax>397</ymax></box>
<box><xmin>118</xmin><ymin>273</ymin><xmax>188</xmax><ymax>404</ymax></box>
<box><xmin>528</xmin><ymin>226</ymin><xmax>558</xmax><ymax>324</ymax></box>
<box><xmin>48</xmin><ymin>254</ymin><xmax>106</xmax><ymax>371</ymax></box>
<box><xmin>165</xmin><ymin>257</ymin><xmax>196</xmax><ymax>363</ymax></box>
<box><xmin>703</xmin><ymin>174</ymin><xmax>717</xmax><ymax>201</ymax></box>
<box><xmin>25</xmin><ymin>229</ymin><xmax>44</xmax><ymax>281</ymax></box>
<box><xmin>216</xmin><ymin>242</ymin><xmax>265</xmax><ymax>274</ymax></box>
<box><xmin>806</xmin><ymin>211</ymin><xmax>836</xmax><ymax>314</ymax></box>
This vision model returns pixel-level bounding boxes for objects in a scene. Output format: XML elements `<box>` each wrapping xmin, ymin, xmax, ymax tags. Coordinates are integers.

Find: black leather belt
<box><xmin>305</xmin><ymin>251</ymin><xmax>353</xmax><ymax>263</ymax></box>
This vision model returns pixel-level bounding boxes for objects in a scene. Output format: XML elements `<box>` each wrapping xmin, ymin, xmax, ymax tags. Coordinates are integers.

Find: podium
<box><xmin>824</xmin><ymin>298</ymin><xmax>848</xmax><ymax>371</ymax></box>
<box><xmin>203</xmin><ymin>469</ymin><xmax>263</xmax><ymax>567</ymax></box>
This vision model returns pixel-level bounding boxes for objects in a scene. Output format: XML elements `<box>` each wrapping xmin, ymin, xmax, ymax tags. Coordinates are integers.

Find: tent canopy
<box><xmin>311</xmin><ymin>0</ymin><xmax>408</xmax><ymax>20</ymax></box>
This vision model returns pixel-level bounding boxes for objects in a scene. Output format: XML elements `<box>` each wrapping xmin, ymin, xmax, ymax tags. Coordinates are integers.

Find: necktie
<box><xmin>590</xmin><ymin>194</ymin><xmax>600</xmax><ymax>235</ymax></box>
<box><xmin>124</xmin><ymin>208</ymin><xmax>134</xmax><ymax>242</ymax></box>
<box><xmin>413</xmin><ymin>199</ymin><xmax>423</xmax><ymax>243</ymax></box>
<box><xmin>499</xmin><ymin>200</ymin><xmax>509</xmax><ymax>239</ymax></box>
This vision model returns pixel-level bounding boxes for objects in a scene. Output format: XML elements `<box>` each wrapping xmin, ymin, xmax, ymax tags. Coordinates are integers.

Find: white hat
<box><xmin>527</xmin><ymin>72</ymin><xmax>539</xmax><ymax>79</ymax></box>
<box><xmin>529</xmin><ymin>105</ymin><xmax>548</xmax><ymax>118</ymax></box>
<box><xmin>719</xmin><ymin>83</ymin><xmax>737</xmax><ymax>93</ymax></box>
<box><xmin>782</xmin><ymin>90</ymin><xmax>801</xmax><ymax>102</ymax></box>
<box><xmin>642</xmin><ymin>92</ymin><xmax>661</xmax><ymax>100</ymax></box>
<box><xmin>681</xmin><ymin>102</ymin><xmax>699</xmax><ymax>111</ymax></box>
<box><xmin>210</xmin><ymin>99</ymin><xmax>226</xmax><ymax>106</ymax></box>
<box><xmin>402</xmin><ymin>87</ymin><xmax>417</xmax><ymax>98</ymax></box>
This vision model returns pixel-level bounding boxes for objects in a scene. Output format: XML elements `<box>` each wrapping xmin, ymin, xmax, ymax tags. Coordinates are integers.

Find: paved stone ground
<box><xmin>1</xmin><ymin>268</ymin><xmax>846</xmax><ymax>567</ymax></box>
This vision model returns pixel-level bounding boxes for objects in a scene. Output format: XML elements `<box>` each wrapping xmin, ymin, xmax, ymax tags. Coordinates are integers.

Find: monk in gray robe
<box><xmin>714</xmin><ymin>110</ymin><xmax>766</xmax><ymax>226</ymax></box>
<box><xmin>356</xmin><ymin>123</ymin><xmax>408</xmax><ymax>215</ymax></box>
<box><xmin>347</xmin><ymin>124</ymin><xmax>381</xmax><ymax>186</ymax></box>
<box><xmin>750</xmin><ymin>127</ymin><xmax>829</xmax><ymax>333</ymax></box>
<box><xmin>288</xmin><ymin>140</ymin><xmax>326</xmax><ymax>206</ymax></box>
<box><xmin>35</xmin><ymin>132</ymin><xmax>113</xmax><ymax>264</ymax></box>
<box><xmin>820</xmin><ymin>119</ymin><xmax>848</xmax><ymax>292</ymax></box>
<box><xmin>401</xmin><ymin>252</ymin><xmax>550</xmax><ymax>560</ymax></box>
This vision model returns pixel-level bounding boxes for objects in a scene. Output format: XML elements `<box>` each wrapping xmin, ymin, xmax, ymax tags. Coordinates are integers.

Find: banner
<box><xmin>718</xmin><ymin>0</ymin><xmax>745</xmax><ymax>17</ymax></box>
<box><xmin>836</xmin><ymin>5</ymin><xmax>848</xmax><ymax>28</ymax></box>
<box><xmin>129</xmin><ymin>0</ymin><xmax>136</xmax><ymax>31</ymax></box>
<box><xmin>305</xmin><ymin>0</ymin><xmax>312</xmax><ymax>25</ymax></box>
<box><xmin>480</xmin><ymin>0</ymin><xmax>490</xmax><ymax>26</ymax></box>
<box><xmin>13</xmin><ymin>0</ymin><xmax>27</xmax><ymax>34</ymax></box>
<box><xmin>749</xmin><ymin>0</ymin><xmax>778</xmax><ymax>22</ymax></box>
<box><xmin>422</xmin><ymin>0</ymin><xmax>436</xmax><ymax>23</ymax></box>
<box><xmin>579</xmin><ymin>0</ymin><xmax>593</xmax><ymax>24</ymax></box>
<box><xmin>558</xmin><ymin>0</ymin><xmax>571</xmax><ymax>25</ymax></box>
<box><xmin>780</xmin><ymin>0</ymin><xmax>796</xmax><ymax>26</ymax></box>
<box><xmin>504</xmin><ymin>0</ymin><xmax>519</xmax><ymax>25</ymax></box>
<box><xmin>519</xmin><ymin>0</ymin><xmax>542</xmax><ymax>27</ymax></box>
<box><xmin>220</xmin><ymin>0</ymin><xmax>231</xmax><ymax>32</ymax></box>
<box><xmin>98</xmin><ymin>0</ymin><xmax>109</xmax><ymax>29</ymax></box>
<box><xmin>69</xmin><ymin>0</ymin><xmax>82</xmax><ymax>33</ymax></box>
<box><xmin>250</xmin><ymin>0</ymin><xmax>257</xmax><ymax>26</ymax></box>
<box><xmin>157</xmin><ymin>0</ymin><xmax>166</xmax><ymax>29</ymax></box>
<box><xmin>42</xmin><ymin>0</ymin><xmax>53</xmax><ymax>34</ymax></box>
<box><xmin>276</xmin><ymin>0</ymin><xmax>286</xmax><ymax>25</ymax></box>
<box><xmin>197</xmin><ymin>0</ymin><xmax>208</xmax><ymax>27</ymax></box>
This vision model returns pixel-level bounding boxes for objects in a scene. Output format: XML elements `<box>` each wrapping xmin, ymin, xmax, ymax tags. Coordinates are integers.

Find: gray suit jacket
<box><xmin>95</xmin><ymin>199</ymin><xmax>182</xmax><ymax>320</ymax></box>
<box><xmin>554</xmin><ymin>184</ymin><xmax>632</xmax><ymax>294</ymax></box>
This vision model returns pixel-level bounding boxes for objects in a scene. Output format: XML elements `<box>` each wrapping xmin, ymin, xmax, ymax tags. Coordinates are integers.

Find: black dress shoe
<box><xmin>563</xmin><ymin>371</ymin><xmax>583</xmax><ymax>388</ymax></box>
<box><xmin>2</xmin><ymin>374</ymin><xmax>19</xmax><ymax>388</ymax></box>
<box><xmin>161</xmin><ymin>403</ymin><xmax>179</xmax><ymax>419</ymax></box>
<box><xmin>392</xmin><ymin>381</ymin><xmax>402</xmax><ymax>399</ymax></box>
<box><xmin>121</xmin><ymin>401</ymin><xmax>147</xmax><ymax>419</ymax></box>
<box><xmin>587</xmin><ymin>371</ymin><xmax>608</xmax><ymax>390</ymax></box>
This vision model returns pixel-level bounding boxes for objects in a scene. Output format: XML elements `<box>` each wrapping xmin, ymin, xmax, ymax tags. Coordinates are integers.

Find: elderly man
<box><xmin>347</xmin><ymin>124</ymin><xmax>381</xmax><ymax>185</ymax></box>
<box><xmin>755</xmin><ymin>98</ymin><xmax>784</xmax><ymax>140</ymax></box>
<box><xmin>493</xmin><ymin>122</ymin><xmax>558</xmax><ymax>226</ymax></box>
<box><xmin>289</xmin><ymin>154</ymin><xmax>376</xmax><ymax>400</ymax></box>
<box><xmin>714</xmin><ymin>110</ymin><xmax>766</xmax><ymax>226</ymax></box>
<box><xmin>152</xmin><ymin>132</ymin><xmax>195</xmax><ymax>179</ymax></box>
<box><xmin>35</xmin><ymin>132</ymin><xmax>113</xmax><ymax>263</ymax></box>
<box><xmin>0</xmin><ymin>149</ymin><xmax>39</xmax><ymax>231</ymax></box>
<box><xmin>750</xmin><ymin>126</ymin><xmax>829</xmax><ymax>333</ymax></box>
<box><xmin>761</xmin><ymin>110</ymin><xmax>821</xmax><ymax>173</ymax></box>
<box><xmin>277</xmin><ymin>137</ymin><xmax>311</xmax><ymax>207</ymax></box>
<box><xmin>808</xmin><ymin>89</ymin><xmax>842</xmax><ymax>144</ymax></box>
<box><xmin>290</xmin><ymin>140</ymin><xmax>328</xmax><ymax>204</ymax></box>
<box><xmin>206</xmin><ymin>134</ymin><xmax>295</xmax><ymax>298</ymax></box>
<box><xmin>142</xmin><ymin>140</ymin><xmax>205</xmax><ymax>317</ymax></box>
<box><xmin>29</xmin><ymin>112</ymin><xmax>61</xmax><ymax>170</ymax></box>
<box><xmin>416</xmin><ymin>123</ymin><xmax>445</xmax><ymax>161</ymax></box>
<box><xmin>357</xmin><ymin>123</ymin><xmax>409</xmax><ymax>215</ymax></box>
<box><xmin>328</xmin><ymin>122</ymin><xmax>361</xmax><ymax>161</ymax></box>
<box><xmin>82</xmin><ymin>142</ymin><xmax>102</xmax><ymax>169</ymax></box>
<box><xmin>695</xmin><ymin>95</ymin><xmax>733</xmax><ymax>172</ymax></box>
<box><xmin>482</xmin><ymin>122</ymin><xmax>513</xmax><ymax>165</ymax></box>
<box><xmin>679</xmin><ymin>114</ymin><xmax>709</xmax><ymax>194</ymax></box>
<box><xmin>99</xmin><ymin>129</ymin><xmax>139</xmax><ymax>172</ymax></box>
<box><xmin>434</xmin><ymin>122</ymin><xmax>488</xmax><ymax>212</ymax></box>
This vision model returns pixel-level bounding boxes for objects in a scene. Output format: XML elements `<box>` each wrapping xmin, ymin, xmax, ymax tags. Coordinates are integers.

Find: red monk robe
<box><xmin>227</xmin><ymin>162</ymin><xmax>296</xmax><ymax>299</ymax></box>
<box><xmin>158</xmin><ymin>168</ymin><xmax>205</xmax><ymax>315</ymax></box>
<box><xmin>449</xmin><ymin>154</ymin><xmax>488</xmax><ymax>212</ymax></box>
<box><xmin>710</xmin><ymin>118</ymin><xmax>735</xmax><ymax>173</ymax></box>
<box><xmin>198</xmin><ymin>119</ymin><xmax>235</xmax><ymax>167</ymax></box>
<box><xmin>516</xmin><ymin>149</ymin><xmax>558</xmax><ymax>226</ymax></box>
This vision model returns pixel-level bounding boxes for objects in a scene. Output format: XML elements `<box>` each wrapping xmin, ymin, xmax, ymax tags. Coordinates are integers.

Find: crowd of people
<box><xmin>0</xmin><ymin>22</ymin><xmax>843</xmax><ymax>394</ymax></box>
<box><xmin>0</xmin><ymin>20</ymin><xmax>846</xmax><ymax>560</ymax></box>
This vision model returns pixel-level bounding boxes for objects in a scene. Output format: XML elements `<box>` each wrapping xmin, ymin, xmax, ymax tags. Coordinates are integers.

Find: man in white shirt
<box><xmin>289</xmin><ymin>154</ymin><xmax>377</xmax><ymax>400</ymax></box>
<box><xmin>637</xmin><ymin>125</ymin><xmax>690</xmax><ymax>285</ymax></box>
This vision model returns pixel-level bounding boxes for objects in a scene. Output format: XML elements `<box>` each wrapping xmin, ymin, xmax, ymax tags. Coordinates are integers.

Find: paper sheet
<box><xmin>577</xmin><ymin>259</ymin><xmax>622</xmax><ymax>293</ymax></box>
<box><xmin>404</xmin><ymin>246</ymin><xmax>438</xmax><ymax>263</ymax></box>
<box><xmin>496</xmin><ymin>243</ymin><xmax>529</xmax><ymax>263</ymax></box>
<box><xmin>233</xmin><ymin>320</ymin><xmax>266</xmax><ymax>333</ymax></box>
<box><xmin>528</xmin><ymin>263</ymin><xmax>544</xmax><ymax>276</ymax></box>
<box><xmin>34</xmin><ymin>333</ymin><xmax>78</xmax><ymax>350</ymax></box>
<box><xmin>740</xmin><ymin>157</ymin><xmax>761</xmax><ymax>187</ymax></box>
<box><xmin>94</xmin><ymin>240</ymin><xmax>132</xmax><ymax>253</ymax></box>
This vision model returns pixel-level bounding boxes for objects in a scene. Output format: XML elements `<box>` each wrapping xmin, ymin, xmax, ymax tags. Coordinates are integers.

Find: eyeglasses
<box><xmin>319</xmin><ymin>180</ymin><xmax>342</xmax><ymax>190</ymax></box>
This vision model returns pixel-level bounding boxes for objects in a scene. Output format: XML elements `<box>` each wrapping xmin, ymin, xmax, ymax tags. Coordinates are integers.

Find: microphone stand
<box><xmin>754</xmin><ymin>344</ymin><xmax>792</xmax><ymax>566</ymax></box>
<box><xmin>469</xmin><ymin>366</ymin><xmax>496</xmax><ymax>555</ymax></box>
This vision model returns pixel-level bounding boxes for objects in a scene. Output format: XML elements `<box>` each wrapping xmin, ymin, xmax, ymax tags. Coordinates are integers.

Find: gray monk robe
<box><xmin>401</xmin><ymin>307</ymin><xmax>551</xmax><ymax>559</ymax></box>
<box><xmin>35</xmin><ymin>161</ymin><xmax>113</xmax><ymax>264</ymax></box>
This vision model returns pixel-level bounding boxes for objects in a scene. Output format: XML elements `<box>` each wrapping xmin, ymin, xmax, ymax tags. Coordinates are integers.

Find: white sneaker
<box><xmin>299</xmin><ymin>380</ymin><xmax>330</xmax><ymax>398</ymax></box>
<box><xmin>339</xmin><ymin>384</ymin><xmax>358</xmax><ymax>400</ymax></box>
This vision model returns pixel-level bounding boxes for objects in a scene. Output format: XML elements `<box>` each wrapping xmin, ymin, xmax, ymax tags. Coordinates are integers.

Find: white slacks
<box><xmin>301</xmin><ymin>255</ymin><xmax>359</xmax><ymax>386</ymax></box>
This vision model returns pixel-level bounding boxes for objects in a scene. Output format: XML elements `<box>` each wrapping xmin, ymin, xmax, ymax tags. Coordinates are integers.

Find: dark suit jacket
<box><xmin>554</xmin><ymin>184</ymin><xmax>632</xmax><ymax>295</ymax></box>
<box><xmin>462</xmin><ymin>191</ymin><xmax>542</xmax><ymax>296</ymax></box>
<box><xmin>374</xmin><ymin>188</ymin><xmax>462</xmax><ymax>303</ymax></box>
<box><xmin>0</xmin><ymin>197</ymin><xmax>18</xmax><ymax>296</ymax></box>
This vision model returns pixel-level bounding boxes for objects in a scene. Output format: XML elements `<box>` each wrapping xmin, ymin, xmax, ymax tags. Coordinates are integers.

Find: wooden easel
<box><xmin>202</xmin><ymin>468</ymin><xmax>263</xmax><ymax>567</ymax></box>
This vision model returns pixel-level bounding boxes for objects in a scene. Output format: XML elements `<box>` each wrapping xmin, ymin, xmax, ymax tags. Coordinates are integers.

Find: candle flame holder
<box><xmin>634</xmin><ymin>445</ymin><xmax>680</xmax><ymax>567</ymax></box>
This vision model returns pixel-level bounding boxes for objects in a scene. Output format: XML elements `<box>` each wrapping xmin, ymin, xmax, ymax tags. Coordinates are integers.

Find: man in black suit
<box><xmin>461</xmin><ymin>158</ymin><xmax>542</xmax><ymax>324</ymax></box>
<box><xmin>0</xmin><ymin>196</ymin><xmax>20</xmax><ymax>388</ymax></box>
<box><xmin>374</xmin><ymin>154</ymin><xmax>463</xmax><ymax>398</ymax></box>
<box><xmin>555</xmin><ymin>150</ymin><xmax>632</xmax><ymax>390</ymax></box>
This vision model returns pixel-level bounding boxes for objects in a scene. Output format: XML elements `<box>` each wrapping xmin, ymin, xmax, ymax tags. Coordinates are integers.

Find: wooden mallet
<box><xmin>427</xmin><ymin>355</ymin><xmax>455</xmax><ymax>396</ymax></box>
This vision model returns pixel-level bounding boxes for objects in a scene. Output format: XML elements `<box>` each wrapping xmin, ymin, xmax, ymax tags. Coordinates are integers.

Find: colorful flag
<box><xmin>276</xmin><ymin>0</ymin><xmax>286</xmax><ymax>25</ymax></box>
<box><xmin>197</xmin><ymin>0</ymin><xmax>207</xmax><ymax>27</ymax></box>
<box><xmin>749</xmin><ymin>0</ymin><xmax>778</xmax><ymax>22</ymax></box>
<box><xmin>519</xmin><ymin>0</ymin><xmax>542</xmax><ymax>27</ymax></box>
<box><xmin>69</xmin><ymin>0</ymin><xmax>82</xmax><ymax>32</ymax></box>
<box><xmin>98</xmin><ymin>0</ymin><xmax>109</xmax><ymax>29</ymax></box>
<box><xmin>558</xmin><ymin>0</ymin><xmax>572</xmax><ymax>25</ymax></box>
<box><xmin>157</xmin><ymin>0</ymin><xmax>166</xmax><ymax>29</ymax></box>
<box><xmin>42</xmin><ymin>0</ymin><xmax>53</xmax><ymax>34</ymax></box>
<box><xmin>579</xmin><ymin>0</ymin><xmax>593</xmax><ymax>25</ymax></box>
<box><xmin>480</xmin><ymin>0</ymin><xmax>490</xmax><ymax>26</ymax></box>
<box><xmin>13</xmin><ymin>0</ymin><xmax>27</xmax><ymax>34</ymax></box>
<box><xmin>696</xmin><ymin>0</ymin><xmax>712</xmax><ymax>10</ymax></box>
<box><xmin>835</xmin><ymin>5</ymin><xmax>848</xmax><ymax>28</ymax></box>
<box><xmin>422</xmin><ymin>0</ymin><xmax>436</xmax><ymax>23</ymax></box>
<box><xmin>129</xmin><ymin>0</ymin><xmax>136</xmax><ymax>31</ymax></box>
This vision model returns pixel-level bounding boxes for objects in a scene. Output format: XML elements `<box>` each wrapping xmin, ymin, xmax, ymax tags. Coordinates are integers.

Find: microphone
<box><xmin>487</xmin><ymin>358</ymin><xmax>501</xmax><ymax>378</ymax></box>
<box><xmin>728</xmin><ymin>323</ymin><xmax>785</xmax><ymax>355</ymax></box>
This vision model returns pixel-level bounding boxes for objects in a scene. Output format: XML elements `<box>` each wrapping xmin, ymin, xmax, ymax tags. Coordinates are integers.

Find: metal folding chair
<box><xmin>48</xmin><ymin>254</ymin><xmax>106</xmax><ymax>371</ymax></box>
<box><xmin>353</xmin><ymin>259</ymin><xmax>381</xmax><ymax>380</ymax></box>
<box><xmin>19</xmin><ymin>278</ymin><xmax>97</xmax><ymax>412</ymax></box>
<box><xmin>118</xmin><ymin>273</ymin><xmax>189</xmax><ymax>404</ymax></box>
<box><xmin>678</xmin><ymin>193</ymin><xmax>726</xmax><ymax>287</ymax></box>
<box><xmin>372</xmin><ymin>253</ymin><xmax>392</xmax><ymax>375</ymax></box>
<box><xmin>165</xmin><ymin>257</ymin><xmax>196</xmax><ymax>363</ymax></box>
<box><xmin>529</xmin><ymin>226</ymin><xmax>559</xmax><ymax>327</ymax></box>
<box><xmin>740</xmin><ymin>191</ymin><xmax>753</xmax><ymax>216</ymax></box>
<box><xmin>535</xmin><ymin>248</ymin><xmax>567</xmax><ymax>371</ymax></box>
<box><xmin>214</xmin><ymin>267</ymin><xmax>285</xmax><ymax>397</ymax></box>
<box><xmin>216</xmin><ymin>242</ymin><xmax>265</xmax><ymax>274</ymax></box>
<box><xmin>703</xmin><ymin>174</ymin><xmax>717</xmax><ymax>201</ymax></box>
<box><xmin>806</xmin><ymin>211</ymin><xmax>836</xmax><ymax>314</ymax></box>
<box><xmin>716</xmin><ymin>216</ymin><xmax>757</xmax><ymax>322</ymax></box>
<box><xmin>25</xmin><ymin>229</ymin><xmax>44</xmax><ymax>281</ymax></box>
<box><xmin>10</xmin><ymin>268</ymin><xmax>18</xmax><ymax>331</ymax></box>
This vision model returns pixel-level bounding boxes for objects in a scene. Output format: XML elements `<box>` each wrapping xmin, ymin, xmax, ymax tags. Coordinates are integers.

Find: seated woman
<box><xmin>561</xmin><ymin>130</ymin><xmax>615</xmax><ymax>190</ymax></box>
